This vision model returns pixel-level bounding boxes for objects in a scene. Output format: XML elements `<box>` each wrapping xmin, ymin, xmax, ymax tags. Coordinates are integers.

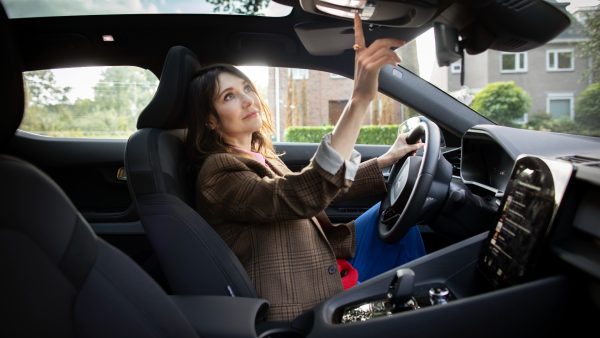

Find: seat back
<box><xmin>125</xmin><ymin>46</ymin><xmax>257</xmax><ymax>298</ymax></box>
<box><xmin>0</xmin><ymin>5</ymin><xmax>197</xmax><ymax>337</ymax></box>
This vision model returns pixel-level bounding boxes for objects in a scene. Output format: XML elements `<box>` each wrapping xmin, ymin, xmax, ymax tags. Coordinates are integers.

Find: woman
<box><xmin>185</xmin><ymin>14</ymin><xmax>425</xmax><ymax>321</ymax></box>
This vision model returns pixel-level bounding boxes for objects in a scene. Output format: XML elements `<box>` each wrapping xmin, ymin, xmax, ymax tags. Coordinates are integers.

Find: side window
<box><xmin>21</xmin><ymin>66</ymin><xmax>158</xmax><ymax>138</ymax></box>
<box><xmin>240</xmin><ymin>66</ymin><xmax>418</xmax><ymax>145</ymax></box>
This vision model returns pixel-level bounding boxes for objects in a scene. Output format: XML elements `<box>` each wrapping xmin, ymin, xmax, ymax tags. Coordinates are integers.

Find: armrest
<box><xmin>171</xmin><ymin>295</ymin><xmax>269</xmax><ymax>338</ymax></box>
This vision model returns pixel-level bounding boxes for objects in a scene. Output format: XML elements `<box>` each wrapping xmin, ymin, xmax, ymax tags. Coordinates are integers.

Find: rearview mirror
<box><xmin>434</xmin><ymin>22</ymin><xmax>462</xmax><ymax>67</ymax></box>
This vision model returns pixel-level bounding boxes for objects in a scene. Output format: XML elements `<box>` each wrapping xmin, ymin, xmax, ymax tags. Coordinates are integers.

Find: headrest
<box><xmin>137</xmin><ymin>46</ymin><xmax>202</xmax><ymax>129</ymax></box>
<box><xmin>0</xmin><ymin>4</ymin><xmax>25</xmax><ymax>148</ymax></box>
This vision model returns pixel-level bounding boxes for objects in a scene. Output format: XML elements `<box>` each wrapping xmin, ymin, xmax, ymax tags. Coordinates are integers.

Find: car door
<box><xmin>8</xmin><ymin>66</ymin><xmax>164</xmax><ymax>280</ymax></box>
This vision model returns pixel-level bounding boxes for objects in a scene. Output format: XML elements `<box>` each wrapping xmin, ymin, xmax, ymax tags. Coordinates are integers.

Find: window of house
<box><xmin>20</xmin><ymin>66</ymin><xmax>158</xmax><ymax>138</ymax></box>
<box><xmin>513</xmin><ymin>113</ymin><xmax>529</xmax><ymax>125</ymax></box>
<box><xmin>547</xmin><ymin>49</ymin><xmax>574</xmax><ymax>71</ymax></box>
<box><xmin>500</xmin><ymin>52</ymin><xmax>527</xmax><ymax>73</ymax></box>
<box><xmin>450</xmin><ymin>61</ymin><xmax>462</xmax><ymax>74</ymax></box>
<box><xmin>290</xmin><ymin>69</ymin><xmax>309</xmax><ymax>80</ymax></box>
<box><xmin>547</xmin><ymin>93</ymin><xmax>574</xmax><ymax>119</ymax></box>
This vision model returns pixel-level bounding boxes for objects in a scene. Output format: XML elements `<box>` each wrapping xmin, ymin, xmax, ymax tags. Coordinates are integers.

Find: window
<box><xmin>547</xmin><ymin>49</ymin><xmax>574</xmax><ymax>71</ymax></box>
<box><xmin>547</xmin><ymin>93</ymin><xmax>574</xmax><ymax>119</ymax></box>
<box><xmin>500</xmin><ymin>52</ymin><xmax>527</xmax><ymax>73</ymax></box>
<box><xmin>243</xmin><ymin>67</ymin><xmax>414</xmax><ymax>144</ymax></box>
<box><xmin>20</xmin><ymin>66</ymin><xmax>158</xmax><ymax>138</ymax></box>
<box><xmin>450</xmin><ymin>61</ymin><xmax>461</xmax><ymax>74</ymax></box>
<box><xmin>290</xmin><ymin>69</ymin><xmax>309</xmax><ymax>80</ymax></box>
<box><xmin>328</xmin><ymin>100</ymin><xmax>348</xmax><ymax>124</ymax></box>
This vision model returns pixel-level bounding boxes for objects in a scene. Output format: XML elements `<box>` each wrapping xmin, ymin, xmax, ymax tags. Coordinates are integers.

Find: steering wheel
<box><xmin>378</xmin><ymin>117</ymin><xmax>451</xmax><ymax>243</ymax></box>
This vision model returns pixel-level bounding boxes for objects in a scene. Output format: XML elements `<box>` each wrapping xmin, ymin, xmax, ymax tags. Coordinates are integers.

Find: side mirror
<box><xmin>434</xmin><ymin>22</ymin><xmax>462</xmax><ymax>67</ymax></box>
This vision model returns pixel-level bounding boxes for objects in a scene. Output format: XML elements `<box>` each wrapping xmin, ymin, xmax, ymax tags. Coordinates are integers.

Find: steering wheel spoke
<box><xmin>378</xmin><ymin>117</ymin><xmax>453</xmax><ymax>243</ymax></box>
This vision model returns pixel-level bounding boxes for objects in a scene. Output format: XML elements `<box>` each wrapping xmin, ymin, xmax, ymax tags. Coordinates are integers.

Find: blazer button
<box><xmin>327</xmin><ymin>265</ymin><xmax>337</xmax><ymax>275</ymax></box>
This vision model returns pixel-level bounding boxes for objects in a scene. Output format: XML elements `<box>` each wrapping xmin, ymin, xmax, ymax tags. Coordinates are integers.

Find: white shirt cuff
<box><xmin>313</xmin><ymin>133</ymin><xmax>361</xmax><ymax>181</ymax></box>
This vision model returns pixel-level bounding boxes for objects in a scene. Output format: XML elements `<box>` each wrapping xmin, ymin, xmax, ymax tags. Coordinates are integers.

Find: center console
<box><xmin>298</xmin><ymin>154</ymin><xmax>596</xmax><ymax>338</ymax></box>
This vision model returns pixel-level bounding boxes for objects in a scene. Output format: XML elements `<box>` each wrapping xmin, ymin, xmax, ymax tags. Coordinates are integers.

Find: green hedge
<box><xmin>284</xmin><ymin>125</ymin><xmax>399</xmax><ymax>145</ymax></box>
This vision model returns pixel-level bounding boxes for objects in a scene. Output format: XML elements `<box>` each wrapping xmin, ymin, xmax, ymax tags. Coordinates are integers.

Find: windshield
<box><xmin>1</xmin><ymin>0</ymin><xmax>292</xmax><ymax>18</ymax></box>
<box><xmin>398</xmin><ymin>0</ymin><xmax>599</xmax><ymax>138</ymax></box>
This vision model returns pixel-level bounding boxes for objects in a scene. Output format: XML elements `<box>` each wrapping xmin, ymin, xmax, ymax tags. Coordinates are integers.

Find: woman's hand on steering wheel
<box><xmin>377</xmin><ymin>133</ymin><xmax>424</xmax><ymax>169</ymax></box>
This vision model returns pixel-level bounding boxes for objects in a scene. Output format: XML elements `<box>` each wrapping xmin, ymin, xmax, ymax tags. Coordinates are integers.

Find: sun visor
<box><xmin>295</xmin><ymin>21</ymin><xmax>424</xmax><ymax>56</ymax></box>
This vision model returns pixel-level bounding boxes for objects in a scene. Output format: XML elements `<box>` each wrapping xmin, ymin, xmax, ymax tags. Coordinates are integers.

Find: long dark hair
<box><xmin>185</xmin><ymin>64</ymin><xmax>276</xmax><ymax>167</ymax></box>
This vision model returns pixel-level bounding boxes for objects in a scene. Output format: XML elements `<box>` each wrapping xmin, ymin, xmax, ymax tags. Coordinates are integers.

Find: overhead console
<box><xmin>303</xmin><ymin>153</ymin><xmax>599</xmax><ymax>337</ymax></box>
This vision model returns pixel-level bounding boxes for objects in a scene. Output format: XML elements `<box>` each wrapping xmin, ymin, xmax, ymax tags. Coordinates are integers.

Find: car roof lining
<box><xmin>10</xmin><ymin>1</ymin><xmax>570</xmax><ymax>74</ymax></box>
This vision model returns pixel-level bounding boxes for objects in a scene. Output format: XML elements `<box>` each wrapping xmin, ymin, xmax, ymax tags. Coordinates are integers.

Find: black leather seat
<box><xmin>0</xmin><ymin>5</ymin><xmax>199</xmax><ymax>338</ymax></box>
<box><xmin>125</xmin><ymin>46</ymin><xmax>257</xmax><ymax>298</ymax></box>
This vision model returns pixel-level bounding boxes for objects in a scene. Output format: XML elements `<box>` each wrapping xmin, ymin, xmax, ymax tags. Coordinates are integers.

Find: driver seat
<box><xmin>125</xmin><ymin>46</ymin><xmax>257</xmax><ymax>298</ymax></box>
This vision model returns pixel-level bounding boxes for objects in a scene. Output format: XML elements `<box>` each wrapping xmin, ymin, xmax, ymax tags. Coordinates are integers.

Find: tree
<box><xmin>206</xmin><ymin>0</ymin><xmax>270</xmax><ymax>15</ymax></box>
<box><xmin>470</xmin><ymin>81</ymin><xmax>531</xmax><ymax>126</ymax></box>
<box><xmin>575</xmin><ymin>82</ymin><xmax>600</xmax><ymax>133</ymax></box>
<box><xmin>579</xmin><ymin>8</ymin><xmax>600</xmax><ymax>82</ymax></box>
<box><xmin>21</xmin><ymin>67</ymin><xmax>158</xmax><ymax>138</ymax></box>
<box><xmin>21</xmin><ymin>70</ymin><xmax>73</xmax><ymax>135</ymax></box>
<box><xmin>94</xmin><ymin>67</ymin><xmax>158</xmax><ymax>117</ymax></box>
<box><xmin>23</xmin><ymin>70</ymin><xmax>71</xmax><ymax>106</ymax></box>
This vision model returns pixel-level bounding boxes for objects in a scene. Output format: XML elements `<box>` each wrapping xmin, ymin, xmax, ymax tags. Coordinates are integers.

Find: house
<box><xmin>439</xmin><ymin>1</ymin><xmax>592</xmax><ymax>123</ymax></box>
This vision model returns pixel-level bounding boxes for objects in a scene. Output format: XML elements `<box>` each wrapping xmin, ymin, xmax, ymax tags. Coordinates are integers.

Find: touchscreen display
<box><xmin>479</xmin><ymin>156</ymin><xmax>562</xmax><ymax>288</ymax></box>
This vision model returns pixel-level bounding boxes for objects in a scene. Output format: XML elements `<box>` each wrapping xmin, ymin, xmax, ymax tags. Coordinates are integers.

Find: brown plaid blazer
<box><xmin>195</xmin><ymin>153</ymin><xmax>386</xmax><ymax>321</ymax></box>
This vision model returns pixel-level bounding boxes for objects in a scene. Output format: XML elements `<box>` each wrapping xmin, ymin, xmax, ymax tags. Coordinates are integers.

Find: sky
<box><xmin>2</xmin><ymin>0</ymin><xmax>291</xmax><ymax>18</ymax></box>
<box><xmin>39</xmin><ymin>0</ymin><xmax>598</xmax><ymax>100</ymax></box>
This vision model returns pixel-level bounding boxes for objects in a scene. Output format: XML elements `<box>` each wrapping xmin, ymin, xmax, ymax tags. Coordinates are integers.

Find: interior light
<box><xmin>102</xmin><ymin>35</ymin><xmax>115</xmax><ymax>42</ymax></box>
<box><xmin>319</xmin><ymin>0</ymin><xmax>367</xmax><ymax>9</ymax></box>
<box><xmin>315</xmin><ymin>1</ymin><xmax>375</xmax><ymax>20</ymax></box>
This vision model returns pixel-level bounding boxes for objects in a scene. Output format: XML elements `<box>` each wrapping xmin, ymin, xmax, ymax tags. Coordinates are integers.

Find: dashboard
<box><xmin>461</xmin><ymin>130</ymin><xmax>513</xmax><ymax>193</ymax></box>
<box><xmin>459</xmin><ymin>125</ymin><xmax>600</xmax><ymax>194</ymax></box>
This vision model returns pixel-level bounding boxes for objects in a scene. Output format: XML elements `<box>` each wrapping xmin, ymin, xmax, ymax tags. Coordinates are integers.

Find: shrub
<box><xmin>525</xmin><ymin>114</ymin><xmax>580</xmax><ymax>135</ymax></box>
<box><xmin>470</xmin><ymin>81</ymin><xmax>531</xmax><ymax>127</ymax></box>
<box><xmin>575</xmin><ymin>82</ymin><xmax>600</xmax><ymax>132</ymax></box>
<box><xmin>284</xmin><ymin>125</ymin><xmax>399</xmax><ymax>144</ymax></box>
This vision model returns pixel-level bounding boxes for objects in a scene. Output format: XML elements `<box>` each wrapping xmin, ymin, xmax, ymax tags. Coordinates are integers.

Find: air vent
<box><xmin>496</xmin><ymin>0</ymin><xmax>535</xmax><ymax>12</ymax></box>
<box><xmin>444</xmin><ymin>148</ymin><xmax>462</xmax><ymax>177</ymax></box>
<box><xmin>558</xmin><ymin>155</ymin><xmax>600</xmax><ymax>169</ymax></box>
<box><xmin>558</xmin><ymin>155</ymin><xmax>600</xmax><ymax>164</ymax></box>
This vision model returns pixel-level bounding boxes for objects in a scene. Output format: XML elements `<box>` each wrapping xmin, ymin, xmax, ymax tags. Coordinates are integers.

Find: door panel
<box><xmin>8</xmin><ymin>131</ymin><xmax>135</xmax><ymax>222</ymax></box>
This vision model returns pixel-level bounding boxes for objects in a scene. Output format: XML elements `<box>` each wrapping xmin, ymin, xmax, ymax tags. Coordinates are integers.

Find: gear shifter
<box><xmin>387</xmin><ymin>268</ymin><xmax>416</xmax><ymax>309</ymax></box>
<box><xmin>340</xmin><ymin>268</ymin><xmax>418</xmax><ymax>323</ymax></box>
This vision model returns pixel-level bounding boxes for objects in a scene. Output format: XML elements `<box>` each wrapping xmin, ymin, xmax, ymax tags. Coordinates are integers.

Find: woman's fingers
<box><xmin>356</xmin><ymin>38</ymin><xmax>405</xmax><ymax>70</ymax></box>
<box><xmin>354</xmin><ymin>12</ymin><xmax>366</xmax><ymax>51</ymax></box>
<box><xmin>365</xmin><ymin>38</ymin><xmax>405</xmax><ymax>53</ymax></box>
<box><xmin>364</xmin><ymin>48</ymin><xmax>402</xmax><ymax>69</ymax></box>
<box><xmin>352</xmin><ymin>13</ymin><xmax>406</xmax><ymax>102</ymax></box>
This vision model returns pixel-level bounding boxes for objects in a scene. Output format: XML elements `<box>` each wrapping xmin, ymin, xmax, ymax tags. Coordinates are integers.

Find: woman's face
<box><xmin>208</xmin><ymin>72</ymin><xmax>262</xmax><ymax>147</ymax></box>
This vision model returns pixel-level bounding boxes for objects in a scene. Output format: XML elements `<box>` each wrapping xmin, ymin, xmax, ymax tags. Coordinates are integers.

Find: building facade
<box><xmin>443</xmin><ymin>2</ymin><xmax>592</xmax><ymax>123</ymax></box>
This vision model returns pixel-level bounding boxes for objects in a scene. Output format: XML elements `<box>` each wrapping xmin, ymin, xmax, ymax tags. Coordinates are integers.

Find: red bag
<box><xmin>336</xmin><ymin>259</ymin><xmax>359</xmax><ymax>290</ymax></box>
